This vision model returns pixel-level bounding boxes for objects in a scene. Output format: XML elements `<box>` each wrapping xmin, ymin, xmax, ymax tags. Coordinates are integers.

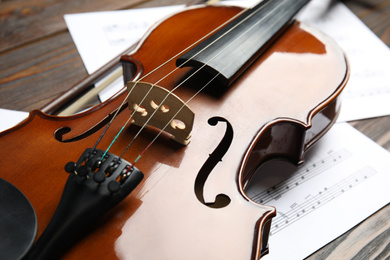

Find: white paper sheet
<box><xmin>64</xmin><ymin>5</ymin><xmax>185</xmax><ymax>74</ymax></box>
<box><xmin>246</xmin><ymin>122</ymin><xmax>390</xmax><ymax>260</ymax></box>
<box><xmin>0</xmin><ymin>108</ymin><xmax>28</xmax><ymax>132</ymax></box>
<box><xmin>64</xmin><ymin>0</ymin><xmax>390</xmax><ymax>121</ymax></box>
<box><xmin>297</xmin><ymin>1</ymin><xmax>390</xmax><ymax>122</ymax></box>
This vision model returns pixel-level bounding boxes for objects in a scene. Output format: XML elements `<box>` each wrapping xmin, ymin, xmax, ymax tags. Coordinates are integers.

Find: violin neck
<box><xmin>176</xmin><ymin>0</ymin><xmax>310</xmax><ymax>86</ymax></box>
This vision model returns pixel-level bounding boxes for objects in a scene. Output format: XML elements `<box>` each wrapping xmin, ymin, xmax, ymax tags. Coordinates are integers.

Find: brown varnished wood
<box><xmin>0</xmin><ymin>4</ymin><xmax>349</xmax><ymax>260</ymax></box>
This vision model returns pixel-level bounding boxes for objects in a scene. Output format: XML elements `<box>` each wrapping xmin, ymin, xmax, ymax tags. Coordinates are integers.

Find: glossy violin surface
<box><xmin>0</xmin><ymin>0</ymin><xmax>349</xmax><ymax>259</ymax></box>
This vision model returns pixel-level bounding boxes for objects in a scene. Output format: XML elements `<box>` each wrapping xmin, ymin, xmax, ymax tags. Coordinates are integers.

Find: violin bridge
<box><xmin>126</xmin><ymin>81</ymin><xmax>195</xmax><ymax>145</ymax></box>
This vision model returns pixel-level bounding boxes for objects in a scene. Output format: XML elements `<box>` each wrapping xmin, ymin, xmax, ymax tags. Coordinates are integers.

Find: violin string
<box><xmin>118</xmin><ymin>60</ymin><xmax>221</xmax><ymax>160</ymax></box>
<box><xmin>99</xmin><ymin>0</ymin><xmax>283</xmax><ymax>161</ymax></box>
<box><xmin>107</xmin><ymin>0</ymin><xmax>282</xmax><ymax>161</ymax></box>
<box><xmin>119</xmin><ymin>0</ymin><xmax>288</xmax><ymax>164</ymax></box>
<box><xmin>93</xmin><ymin>7</ymin><xmax>248</xmax><ymax>156</ymax></box>
<box><xmin>124</xmin><ymin>72</ymin><xmax>221</xmax><ymax>172</ymax></box>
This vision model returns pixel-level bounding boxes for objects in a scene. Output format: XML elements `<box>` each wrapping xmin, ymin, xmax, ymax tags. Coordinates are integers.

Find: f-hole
<box><xmin>194</xmin><ymin>117</ymin><xmax>233</xmax><ymax>209</ymax></box>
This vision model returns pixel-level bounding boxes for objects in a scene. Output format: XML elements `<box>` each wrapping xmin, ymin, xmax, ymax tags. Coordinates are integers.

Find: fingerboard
<box><xmin>176</xmin><ymin>0</ymin><xmax>310</xmax><ymax>86</ymax></box>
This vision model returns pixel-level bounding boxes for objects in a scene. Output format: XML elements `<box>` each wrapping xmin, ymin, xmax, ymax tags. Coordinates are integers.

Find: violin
<box><xmin>0</xmin><ymin>0</ymin><xmax>349</xmax><ymax>259</ymax></box>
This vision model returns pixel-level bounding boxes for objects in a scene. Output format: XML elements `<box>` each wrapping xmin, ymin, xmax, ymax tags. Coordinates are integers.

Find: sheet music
<box><xmin>64</xmin><ymin>5</ymin><xmax>185</xmax><ymax>74</ymax></box>
<box><xmin>246</xmin><ymin>123</ymin><xmax>390</xmax><ymax>260</ymax></box>
<box><xmin>297</xmin><ymin>1</ymin><xmax>390</xmax><ymax>122</ymax></box>
<box><xmin>64</xmin><ymin>0</ymin><xmax>390</xmax><ymax>122</ymax></box>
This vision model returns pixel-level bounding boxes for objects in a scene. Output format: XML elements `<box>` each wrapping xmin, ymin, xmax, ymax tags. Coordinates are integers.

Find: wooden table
<box><xmin>0</xmin><ymin>0</ymin><xmax>389</xmax><ymax>259</ymax></box>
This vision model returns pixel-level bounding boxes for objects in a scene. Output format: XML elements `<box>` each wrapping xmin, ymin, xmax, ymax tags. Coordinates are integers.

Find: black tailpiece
<box><xmin>25</xmin><ymin>148</ymin><xmax>143</xmax><ymax>260</ymax></box>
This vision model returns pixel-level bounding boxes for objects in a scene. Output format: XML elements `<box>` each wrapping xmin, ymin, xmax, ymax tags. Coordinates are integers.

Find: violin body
<box><xmin>0</xmin><ymin>4</ymin><xmax>348</xmax><ymax>260</ymax></box>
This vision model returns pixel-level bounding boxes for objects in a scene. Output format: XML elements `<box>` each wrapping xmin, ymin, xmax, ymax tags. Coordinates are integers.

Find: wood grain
<box><xmin>0</xmin><ymin>0</ymin><xmax>389</xmax><ymax>259</ymax></box>
<box><xmin>0</xmin><ymin>0</ymin><xmax>149</xmax><ymax>53</ymax></box>
<box><xmin>0</xmin><ymin>32</ymin><xmax>86</xmax><ymax>111</ymax></box>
